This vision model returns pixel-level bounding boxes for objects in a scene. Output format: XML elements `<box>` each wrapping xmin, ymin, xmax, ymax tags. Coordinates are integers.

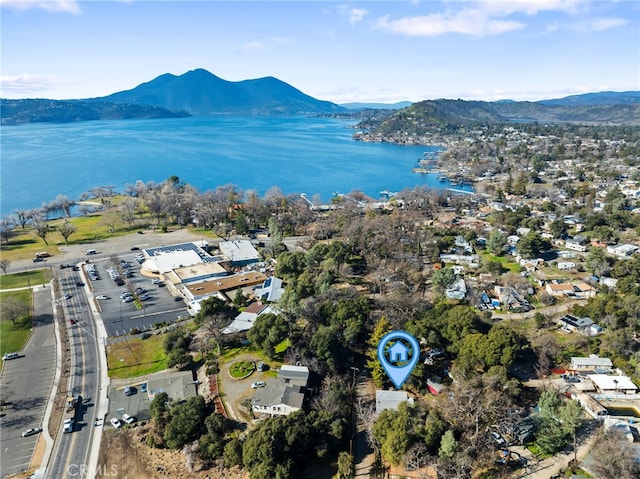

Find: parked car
<box><xmin>3</xmin><ymin>352</ymin><xmax>19</xmax><ymax>360</ymax></box>
<box><xmin>152</xmin><ymin>278</ymin><xmax>161</xmax><ymax>284</ymax></box>
<box><xmin>124</xmin><ymin>386</ymin><xmax>136</xmax><ymax>396</ymax></box>
<box><xmin>122</xmin><ymin>413</ymin><xmax>135</xmax><ymax>424</ymax></box>
<box><xmin>251</xmin><ymin>381</ymin><xmax>266</xmax><ymax>389</ymax></box>
<box><xmin>130</xmin><ymin>246</ymin><xmax>140</xmax><ymax>251</ymax></box>
<box><xmin>64</xmin><ymin>294</ymin><xmax>72</xmax><ymax>299</ymax></box>
<box><xmin>110</xmin><ymin>417</ymin><xmax>122</xmax><ymax>428</ymax></box>
<box><xmin>491</xmin><ymin>431</ymin><xmax>506</xmax><ymax>446</ymax></box>
<box><xmin>96</xmin><ymin>295</ymin><xmax>109</xmax><ymax>300</ymax></box>
<box><xmin>22</xmin><ymin>428</ymin><xmax>42</xmax><ymax>437</ymax></box>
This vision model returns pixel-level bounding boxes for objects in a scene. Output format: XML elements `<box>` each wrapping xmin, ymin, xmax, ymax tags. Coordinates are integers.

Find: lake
<box><xmin>0</xmin><ymin>115</ymin><xmax>468</xmax><ymax>216</ymax></box>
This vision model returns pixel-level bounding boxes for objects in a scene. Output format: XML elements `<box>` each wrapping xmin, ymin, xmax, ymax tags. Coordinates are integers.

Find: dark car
<box><xmin>130</xmin><ymin>246</ymin><xmax>140</xmax><ymax>251</ymax></box>
<box><xmin>124</xmin><ymin>386</ymin><xmax>136</xmax><ymax>396</ymax></box>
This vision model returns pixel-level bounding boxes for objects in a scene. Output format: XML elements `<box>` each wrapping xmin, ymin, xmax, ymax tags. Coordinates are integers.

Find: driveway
<box><xmin>216</xmin><ymin>353</ymin><xmax>266</xmax><ymax>423</ymax></box>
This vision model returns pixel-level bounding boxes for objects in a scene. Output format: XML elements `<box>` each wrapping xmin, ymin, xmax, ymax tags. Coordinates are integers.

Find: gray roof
<box><xmin>278</xmin><ymin>365</ymin><xmax>310</xmax><ymax>386</ymax></box>
<box><xmin>251</xmin><ymin>380</ymin><xmax>305</xmax><ymax>409</ymax></box>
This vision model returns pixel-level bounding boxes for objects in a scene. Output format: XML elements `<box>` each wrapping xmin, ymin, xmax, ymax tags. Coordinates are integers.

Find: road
<box><xmin>0</xmin><ymin>287</ymin><xmax>57</xmax><ymax>478</ymax></box>
<box><xmin>45</xmin><ymin>267</ymin><xmax>104</xmax><ymax>479</ymax></box>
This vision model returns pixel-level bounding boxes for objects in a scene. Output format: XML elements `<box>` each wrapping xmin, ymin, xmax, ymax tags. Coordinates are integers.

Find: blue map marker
<box><xmin>377</xmin><ymin>330</ymin><xmax>420</xmax><ymax>389</ymax></box>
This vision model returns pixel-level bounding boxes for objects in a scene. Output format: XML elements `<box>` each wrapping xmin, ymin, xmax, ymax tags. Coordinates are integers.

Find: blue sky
<box><xmin>1</xmin><ymin>0</ymin><xmax>638</xmax><ymax>103</ymax></box>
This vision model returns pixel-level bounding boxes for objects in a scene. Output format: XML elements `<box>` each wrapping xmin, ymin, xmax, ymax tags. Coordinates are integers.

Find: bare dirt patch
<box><xmin>97</xmin><ymin>424</ymin><xmax>248</xmax><ymax>479</ymax></box>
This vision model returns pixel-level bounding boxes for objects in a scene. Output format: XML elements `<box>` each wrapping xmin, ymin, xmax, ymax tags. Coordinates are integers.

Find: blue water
<box><xmin>0</xmin><ymin>116</ymin><xmax>468</xmax><ymax>216</ymax></box>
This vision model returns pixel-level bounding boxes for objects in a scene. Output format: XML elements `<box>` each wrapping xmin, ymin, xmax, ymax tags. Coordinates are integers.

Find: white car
<box><xmin>3</xmin><ymin>352</ymin><xmax>19</xmax><ymax>360</ymax></box>
<box><xmin>122</xmin><ymin>413</ymin><xmax>135</xmax><ymax>424</ymax></box>
<box><xmin>96</xmin><ymin>295</ymin><xmax>109</xmax><ymax>300</ymax></box>
<box><xmin>22</xmin><ymin>428</ymin><xmax>41</xmax><ymax>437</ymax></box>
<box><xmin>110</xmin><ymin>417</ymin><xmax>122</xmax><ymax>429</ymax></box>
<box><xmin>251</xmin><ymin>381</ymin><xmax>266</xmax><ymax>389</ymax></box>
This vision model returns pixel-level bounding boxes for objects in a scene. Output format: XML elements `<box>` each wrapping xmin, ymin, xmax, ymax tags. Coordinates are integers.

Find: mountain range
<box><xmin>1</xmin><ymin>68</ymin><xmax>638</xmax><ymax>125</ymax></box>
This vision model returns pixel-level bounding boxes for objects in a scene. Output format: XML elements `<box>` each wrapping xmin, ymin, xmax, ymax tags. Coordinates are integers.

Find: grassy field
<box><xmin>0</xmin><ymin>269</ymin><xmax>52</xmax><ymax>290</ymax></box>
<box><xmin>106</xmin><ymin>335</ymin><xmax>167</xmax><ymax>379</ymax></box>
<box><xmin>0</xmin><ymin>289</ymin><xmax>33</xmax><ymax>356</ymax></box>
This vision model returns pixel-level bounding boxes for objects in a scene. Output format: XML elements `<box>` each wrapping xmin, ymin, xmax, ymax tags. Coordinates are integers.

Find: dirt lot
<box><xmin>96</xmin><ymin>425</ymin><xmax>248</xmax><ymax>479</ymax></box>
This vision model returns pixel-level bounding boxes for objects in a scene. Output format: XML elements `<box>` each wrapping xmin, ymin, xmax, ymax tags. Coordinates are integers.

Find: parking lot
<box><xmin>82</xmin><ymin>252</ymin><xmax>188</xmax><ymax>337</ymax></box>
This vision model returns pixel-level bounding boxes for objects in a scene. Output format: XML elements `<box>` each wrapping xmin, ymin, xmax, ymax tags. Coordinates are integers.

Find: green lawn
<box><xmin>480</xmin><ymin>252</ymin><xmax>522</xmax><ymax>273</ymax></box>
<box><xmin>106</xmin><ymin>335</ymin><xmax>167</xmax><ymax>379</ymax></box>
<box><xmin>0</xmin><ymin>269</ymin><xmax>52</xmax><ymax>290</ymax></box>
<box><xmin>0</xmin><ymin>290</ymin><xmax>33</xmax><ymax>356</ymax></box>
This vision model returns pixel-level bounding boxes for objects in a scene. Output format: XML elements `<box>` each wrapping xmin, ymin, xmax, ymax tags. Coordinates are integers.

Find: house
<box><xmin>565</xmin><ymin>235</ymin><xmax>588</xmax><ymax>252</ymax></box>
<box><xmin>570</xmin><ymin>354</ymin><xmax>613</xmax><ymax>374</ymax></box>
<box><xmin>574</xmin><ymin>282</ymin><xmax>597</xmax><ymax>299</ymax></box>
<box><xmin>607</xmin><ymin>243</ymin><xmax>639</xmax><ymax>258</ymax></box>
<box><xmin>253</xmin><ymin>276</ymin><xmax>285</xmax><ymax>302</ymax></box>
<box><xmin>426</xmin><ymin>379</ymin><xmax>446</xmax><ymax>395</ymax></box>
<box><xmin>185</xmin><ymin>271</ymin><xmax>268</xmax><ymax>303</ymax></box>
<box><xmin>545</xmin><ymin>283</ymin><xmax>576</xmax><ymax>297</ymax></box>
<box><xmin>375</xmin><ymin>390</ymin><xmax>414</xmax><ymax>414</ymax></box>
<box><xmin>559</xmin><ymin>314</ymin><xmax>594</xmax><ymax>333</ymax></box>
<box><xmin>251</xmin><ymin>382</ymin><xmax>306</xmax><ymax>416</ymax></box>
<box><xmin>222</xmin><ymin>302</ymin><xmax>272</xmax><ymax>335</ymax></box>
<box><xmin>557</xmin><ymin>261</ymin><xmax>576</xmax><ymax>270</ymax></box>
<box><xmin>589</xmin><ymin>375</ymin><xmax>638</xmax><ymax>395</ymax></box>
<box><xmin>445</xmin><ymin>277</ymin><xmax>467</xmax><ymax>300</ymax></box>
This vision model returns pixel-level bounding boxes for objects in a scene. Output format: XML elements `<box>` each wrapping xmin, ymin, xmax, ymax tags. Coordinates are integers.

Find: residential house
<box><xmin>557</xmin><ymin>261</ymin><xmax>576</xmax><ymax>270</ymax></box>
<box><xmin>445</xmin><ymin>277</ymin><xmax>467</xmax><ymax>300</ymax></box>
<box><xmin>606</xmin><ymin>243</ymin><xmax>639</xmax><ymax>258</ymax></box>
<box><xmin>222</xmin><ymin>302</ymin><xmax>272</xmax><ymax>335</ymax></box>
<box><xmin>251</xmin><ymin>365</ymin><xmax>310</xmax><ymax>417</ymax></box>
<box><xmin>375</xmin><ymin>390</ymin><xmax>414</xmax><ymax>414</ymax></box>
<box><xmin>570</xmin><ymin>355</ymin><xmax>613</xmax><ymax>374</ymax></box>
<box><xmin>545</xmin><ymin>283</ymin><xmax>576</xmax><ymax>297</ymax></box>
<box><xmin>559</xmin><ymin>314</ymin><xmax>594</xmax><ymax>333</ymax></box>
<box><xmin>565</xmin><ymin>235</ymin><xmax>588</xmax><ymax>252</ymax></box>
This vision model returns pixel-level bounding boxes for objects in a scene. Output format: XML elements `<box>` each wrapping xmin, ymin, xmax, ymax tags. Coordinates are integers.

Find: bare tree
<box><xmin>13</xmin><ymin>209</ymin><xmax>32</xmax><ymax>229</ymax></box>
<box><xmin>31</xmin><ymin>211</ymin><xmax>50</xmax><ymax>245</ymax></box>
<box><xmin>0</xmin><ymin>217</ymin><xmax>14</xmax><ymax>244</ymax></box>
<box><xmin>0</xmin><ymin>258</ymin><xmax>10</xmax><ymax>274</ymax></box>
<box><xmin>588</xmin><ymin>427</ymin><xmax>640</xmax><ymax>479</ymax></box>
<box><xmin>58</xmin><ymin>220</ymin><xmax>76</xmax><ymax>245</ymax></box>
<box><xmin>3</xmin><ymin>297</ymin><xmax>29</xmax><ymax>325</ymax></box>
<box><xmin>120</xmin><ymin>197</ymin><xmax>139</xmax><ymax>228</ymax></box>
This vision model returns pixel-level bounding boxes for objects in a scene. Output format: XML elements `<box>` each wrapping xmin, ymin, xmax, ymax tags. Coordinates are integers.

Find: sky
<box><xmin>1</xmin><ymin>0</ymin><xmax>639</xmax><ymax>104</ymax></box>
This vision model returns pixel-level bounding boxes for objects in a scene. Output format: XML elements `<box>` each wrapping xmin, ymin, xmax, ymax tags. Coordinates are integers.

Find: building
<box><xmin>546</xmin><ymin>283</ymin><xmax>577</xmax><ymax>297</ymax></box>
<box><xmin>607</xmin><ymin>243</ymin><xmax>639</xmax><ymax>258</ymax></box>
<box><xmin>251</xmin><ymin>382</ymin><xmax>306</xmax><ymax>416</ymax></box>
<box><xmin>219</xmin><ymin>240</ymin><xmax>261</xmax><ymax>267</ymax></box>
<box><xmin>559</xmin><ymin>314</ymin><xmax>594</xmax><ymax>333</ymax></box>
<box><xmin>146</xmin><ymin>370</ymin><xmax>198</xmax><ymax>402</ymax></box>
<box><xmin>253</xmin><ymin>276</ymin><xmax>285</xmax><ymax>302</ymax></box>
<box><xmin>185</xmin><ymin>271</ymin><xmax>268</xmax><ymax>303</ymax></box>
<box><xmin>589</xmin><ymin>375</ymin><xmax>638</xmax><ymax>395</ymax></box>
<box><xmin>251</xmin><ymin>365</ymin><xmax>310</xmax><ymax>417</ymax></box>
<box><xmin>565</xmin><ymin>235</ymin><xmax>588</xmax><ymax>252</ymax></box>
<box><xmin>222</xmin><ymin>302</ymin><xmax>272</xmax><ymax>335</ymax></box>
<box><xmin>375</xmin><ymin>390</ymin><xmax>414</xmax><ymax>414</ymax></box>
<box><xmin>570</xmin><ymin>355</ymin><xmax>613</xmax><ymax>374</ymax></box>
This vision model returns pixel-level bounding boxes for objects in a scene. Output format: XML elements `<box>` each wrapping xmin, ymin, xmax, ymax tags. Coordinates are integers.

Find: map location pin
<box><xmin>377</xmin><ymin>330</ymin><xmax>420</xmax><ymax>389</ymax></box>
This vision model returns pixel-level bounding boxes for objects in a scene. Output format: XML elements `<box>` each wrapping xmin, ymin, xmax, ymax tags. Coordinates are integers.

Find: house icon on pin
<box><xmin>388</xmin><ymin>341</ymin><xmax>410</xmax><ymax>363</ymax></box>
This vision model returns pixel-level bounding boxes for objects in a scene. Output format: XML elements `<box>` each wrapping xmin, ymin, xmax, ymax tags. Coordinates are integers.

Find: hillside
<box><xmin>355</xmin><ymin>97</ymin><xmax>640</xmax><ymax>139</ymax></box>
<box><xmin>0</xmin><ymin>99</ymin><xmax>189</xmax><ymax>126</ymax></box>
<box><xmin>91</xmin><ymin>68</ymin><xmax>345</xmax><ymax>116</ymax></box>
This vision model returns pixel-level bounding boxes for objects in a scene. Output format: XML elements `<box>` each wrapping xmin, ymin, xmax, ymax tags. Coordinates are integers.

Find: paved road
<box><xmin>216</xmin><ymin>353</ymin><xmax>265</xmax><ymax>423</ymax></box>
<box><xmin>45</xmin><ymin>270</ymin><xmax>104</xmax><ymax>479</ymax></box>
<box><xmin>0</xmin><ymin>287</ymin><xmax>56</xmax><ymax>478</ymax></box>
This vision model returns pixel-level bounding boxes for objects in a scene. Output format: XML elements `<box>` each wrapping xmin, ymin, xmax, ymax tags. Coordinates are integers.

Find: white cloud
<box><xmin>238</xmin><ymin>41</ymin><xmax>263</xmax><ymax>55</ymax></box>
<box><xmin>473</xmin><ymin>0</ymin><xmax>582</xmax><ymax>16</ymax></box>
<box><xmin>583</xmin><ymin>16</ymin><xmax>629</xmax><ymax>32</ymax></box>
<box><xmin>0</xmin><ymin>0</ymin><xmax>80</xmax><ymax>13</ymax></box>
<box><xmin>349</xmin><ymin>8</ymin><xmax>368</xmax><ymax>25</ymax></box>
<box><xmin>376</xmin><ymin>9</ymin><xmax>525</xmax><ymax>37</ymax></box>
<box><xmin>0</xmin><ymin>74</ymin><xmax>60</xmax><ymax>95</ymax></box>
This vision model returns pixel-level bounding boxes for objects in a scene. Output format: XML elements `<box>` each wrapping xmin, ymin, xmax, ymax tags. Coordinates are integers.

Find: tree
<box><xmin>438</xmin><ymin>430</ymin><xmax>458</xmax><ymax>459</ymax></box>
<box><xmin>586</xmin><ymin>247</ymin><xmax>611</xmax><ymax>277</ymax></box>
<box><xmin>486</xmin><ymin>230</ymin><xmax>507</xmax><ymax>255</ymax></box>
<box><xmin>32</xmin><ymin>213</ymin><xmax>50</xmax><ymax>245</ymax></box>
<box><xmin>164</xmin><ymin>395</ymin><xmax>206</xmax><ymax>449</ymax></box>
<box><xmin>432</xmin><ymin>267</ymin><xmax>457</xmax><ymax>293</ymax></box>
<box><xmin>58</xmin><ymin>220</ymin><xmax>76</xmax><ymax>245</ymax></box>
<box><xmin>558</xmin><ymin>399</ymin><xmax>583</xmax><ymax>463</ymax></box>
<box><xmin>223</xmin><ymin>438</ymin><xmax>244</xmax><ymax>468</ymax></box>
<box><xmin>2</xmin><ymin>297</ymin><xmax>29</xmax><ymax>325</ymax></box>
<box><xmin>246</xmin><ymin>313</ymin><xmax>289</xmax><ymax>358</ymax></box>
<box><xmin>336</xmin><ymin>451</ymin><xmax>354</xmax><ymax>479</ymax></box>
<box><xmin>367</xmin><ymin>317</ymin><xmax>392</xmax><ymax>387</ymax></box>
<box><xmin>589</xmin><ymin>427</ymin><xmax>640</xmax><ymax>479</ymax></box>
<box><xmin>516</xmin><ymin>231</ymin><xmax>550</xmax><ymax>258</ymax></box>
<box><xmin>0</xmin><ymin>258</ymin><xmax>10</xmax><ymax>275</ymax></box>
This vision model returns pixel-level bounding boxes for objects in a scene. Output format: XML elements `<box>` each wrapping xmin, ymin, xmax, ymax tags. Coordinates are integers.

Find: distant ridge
<box><xmin>90</xmin><ymin>68</ymin><xmax>346</xmax><ymax>116</ymax></box>
<box><xmin>340</xmin><ymin>101</ymin><xmax>412</xmax><ymax>110</ymax></box>
<box><xmin>538</xmin><ymin>91</ymin><xmax>640</xmax><ymax>106</ymax></box>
